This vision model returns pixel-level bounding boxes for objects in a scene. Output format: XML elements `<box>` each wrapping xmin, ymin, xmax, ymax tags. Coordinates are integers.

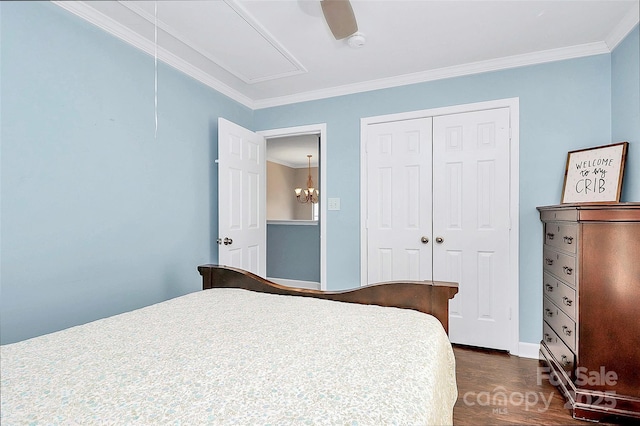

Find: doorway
<box><xmin>259</xmin><ymin>124</ymin><xmax>327</xmax><ymax>290</ymax></box>
<box><xmin>265</xmin><ymin>134</ymin><xmax>321</xmax><ymax>289</ymax></box>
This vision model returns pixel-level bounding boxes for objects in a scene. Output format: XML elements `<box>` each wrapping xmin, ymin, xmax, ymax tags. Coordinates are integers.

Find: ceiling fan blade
<box><xmin>321</xmin><ymin>0</ymin><xmax>358</xmax><ymax>40</ymax></box>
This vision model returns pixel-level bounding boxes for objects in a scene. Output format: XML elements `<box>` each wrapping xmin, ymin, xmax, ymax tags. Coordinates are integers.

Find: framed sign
<box><xmin>561</xmin><ymin>142</ymin><xmax>628</xmax><ymax>204</ymax></box>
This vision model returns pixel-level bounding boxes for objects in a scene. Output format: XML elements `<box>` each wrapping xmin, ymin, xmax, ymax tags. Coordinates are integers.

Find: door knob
<box><xmin>421</xmin><ymin>236</ymin><xmax>429</xmax><ymax>244</ymax></box>
<box><xmin>435</xmin><ymin>237</ymin><xmax>444</xmax><ymax>244</ymax></box>
<box><xmin>223</xmin><ymin>237</ymin><xmax>233</xmax><ymax>245</ymax></box>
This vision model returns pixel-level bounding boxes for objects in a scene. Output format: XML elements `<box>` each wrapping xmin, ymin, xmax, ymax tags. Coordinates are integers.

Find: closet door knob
<box><xmin>435</xmin><ymin>237</ymin><xmax>444</xmax><ymax>244</ymax></box>
<box><xmin>421</xmin><ymin>236</ymin><xmax>429</xmax><ymax>244</ymax></box>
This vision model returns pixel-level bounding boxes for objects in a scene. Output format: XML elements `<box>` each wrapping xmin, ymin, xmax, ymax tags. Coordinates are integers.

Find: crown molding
<box><xmin>52</xmin><ymin>1</ymin><xmax>626</xmax><ymax>111</ymax></box>
<box><xmin>117</xmin><ymin>0</ymin><xmax>307</xmax><ymax>85</ymax></box>
<box><xmin>253</xmin><ymin>42</ymin><xmax>611</xmax><ymax>109</ymax></box>
<box><xmin>604</xmin><ymin>2</ymin><xmax>640</xmax><ymax>50</ymax></box>
<box><xmin>51</xmin><ymin>1</ymin><xmax>255</xmax><ymax>109</ymax></box>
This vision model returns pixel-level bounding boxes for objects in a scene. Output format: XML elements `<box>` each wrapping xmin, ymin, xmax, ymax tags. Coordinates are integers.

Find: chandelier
<box><xmin>294</xmin><ymin>154</ymin><xmax>319</xmax><ymax>204</ymax></box>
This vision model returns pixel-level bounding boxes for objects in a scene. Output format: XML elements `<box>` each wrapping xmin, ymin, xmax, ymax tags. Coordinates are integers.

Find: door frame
<box><xmin>360</xmin><ymin>98</ymin><xmax>519</xmax><ymax>354</ymax></box>
<box><xmin>258</xmin><ymin>123</ymin><xmax>328</xmax><ymax>291</ymax></box>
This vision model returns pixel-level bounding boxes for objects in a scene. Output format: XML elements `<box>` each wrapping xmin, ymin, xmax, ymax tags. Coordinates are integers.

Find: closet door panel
<box><xmin>432</xmin><ymin>108</ymin><xmax>511</xmax><ymax>350</ymax></box>
<box><xmin>365</xmin><ymin>118</ymin><xmax>433</xmax><ymax>283</ymax></box>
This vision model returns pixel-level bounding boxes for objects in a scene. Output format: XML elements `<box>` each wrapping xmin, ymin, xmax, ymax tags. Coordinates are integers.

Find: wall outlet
<box><xmin>328</xmin><ymin>198</ymin><xmax>340</xmax><ymax>211</ymax></box>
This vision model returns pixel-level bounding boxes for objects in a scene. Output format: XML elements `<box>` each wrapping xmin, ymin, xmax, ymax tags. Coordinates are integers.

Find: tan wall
<box><xmin>267</xmin><ymin>161</ymin><xmax>295</xmax><ymax>220</ymax></box>
<box><xmin>267</xmin><ymin>161</ymin><xmax>318</xmax><ymax>220</ymax></box>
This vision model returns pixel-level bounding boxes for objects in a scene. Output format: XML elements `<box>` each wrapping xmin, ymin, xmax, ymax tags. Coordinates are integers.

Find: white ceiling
<box><xmin>266</xmin><ymin>134</ymin><xmax>320</xmax><ymax>168</ymax></box>
<box><xmin>55</xmin><ymin>1</ymin><xmax>639</xmax><ymax>110</ymax></box>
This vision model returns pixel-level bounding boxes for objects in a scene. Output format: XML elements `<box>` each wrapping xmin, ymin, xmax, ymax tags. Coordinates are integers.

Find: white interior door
<box><xmin>432</xmin><ymin>108</ymin><xmax>511</xmax><ymax>350</ymax></box>
<box><xmin>364</xmin><ymin>107</ymin><xmax>513</xmax><ymax>351</ymax></box>
<box><xmin>218</xmin><ymin>117</ymin><xmax>266</xmax><ymax>276</ymax></box>
<box><xmin>365</xmin><ymin>118</ymin><xmax>433</xmax><ymax>283</ymax></box>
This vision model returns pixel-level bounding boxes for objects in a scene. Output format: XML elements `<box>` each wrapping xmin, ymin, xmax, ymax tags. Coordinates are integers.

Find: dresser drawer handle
<box><xmin>545</xmin><ymin>283</ymin><xmax>554</xmax><ymax>292</ymax></box>
<box><xmin>563</xmin><ymin>236</ymin><xmax>574</xmax><ymax>244</ymax></box>
<box><xmin>545</xmin><ymin>258</ymin><xmax>554</xmax><ymax>266</ymax></box>
<box><xmin>544</xmin><ymin>333</ymin><xmax>553</xmax><ymax>343</ymax></box>
<box><xmin>563</xmin><ymin>266</ymin><xmax>573</xmax><ymax>275</ymax></box>
<box><xmin>562</xmin><ymin>325</ymin><xmax>573</xmax><ymax>336</ymax></box>
<box><xmin>545</xmin><ymin>308</ymin><xmax>554</xmax><ymax>318</ymax></box>
<box><xmin>546</xmin><ymin>232</ymin><xmax>555</xmax><ymax>240</ymax></box>
<box><xmin>562</xmin><ymin>296</ymin><xmax>573</xmax><ymax>306</ymax></box>
<box><xmin>561</xmin><ymin>354</ymin><xmax>571</xmax><ymax>367</ymax></box>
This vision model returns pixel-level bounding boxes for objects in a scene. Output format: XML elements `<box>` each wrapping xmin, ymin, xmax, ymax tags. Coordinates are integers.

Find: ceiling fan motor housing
<box><xmin>348</xmin><ymin>32</ymin><xmax>366</xmax><ymax>48</ymax></box>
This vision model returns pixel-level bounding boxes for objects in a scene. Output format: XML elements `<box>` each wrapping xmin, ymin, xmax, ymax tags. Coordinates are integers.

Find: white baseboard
<box><xmin>517</xmin><ymin>342</ymin><xmax>541</xmax><ymax>359</ymax></box>
<box><xmin>267</xmin><ymin>277</ymin><xmax>320</xmax><ymax>290</ymax></box>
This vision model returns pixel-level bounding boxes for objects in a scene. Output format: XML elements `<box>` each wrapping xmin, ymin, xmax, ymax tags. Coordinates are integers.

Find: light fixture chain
<box><xmin>295</xmin><ymin>154</ymin><xmax>319</xmax><ymax>204</ymax></box>
<box><xmin>154</xmin><ymin>1</ymin><xmax>158</xmax><ymax>139</ymax></box>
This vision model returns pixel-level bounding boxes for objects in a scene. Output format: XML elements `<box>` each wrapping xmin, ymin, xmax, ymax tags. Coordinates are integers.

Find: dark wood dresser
<box><xmin>537</xmin><ymin>203</ymin><xmax>640</xmax><ymax>422</ymax></box>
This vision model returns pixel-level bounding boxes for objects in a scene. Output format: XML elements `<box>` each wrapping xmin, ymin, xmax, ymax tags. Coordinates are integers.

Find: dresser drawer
<box><xmin>539</xmin><ymin>208</ymin><xmax>579</xmax><ymax>222</ymax></box>
<box><xmin>543</xmin><ymin>272</ymin><xmax>576</xmax><ymax>320</ymax></box>
<box><xmin>543</xmin><ymin>296</ymin><xmax>576</xmax><ymax>351</ymax></box>
<box><xmin>543</xmin><ymin>246</ymin><xmax>576</xmax><ymax>287</ymax></box>
<box><xmin>542</xmin><ymin>321</ymin><xmax>575</xmax><ymax>376</ymax></box>
<box><xmin>544</xmin><ymin>223</ymin><xmax>578</xmax><ymax>254</ymax></box>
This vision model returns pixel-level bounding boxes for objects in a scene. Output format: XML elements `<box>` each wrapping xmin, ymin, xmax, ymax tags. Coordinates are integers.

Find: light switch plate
<box><xmin>328</xmin><ymin>198</ymin><xmax>341</xmax><ymax>211</ymax></box>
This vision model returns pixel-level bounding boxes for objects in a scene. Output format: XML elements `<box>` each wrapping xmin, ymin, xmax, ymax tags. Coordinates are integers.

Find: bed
<box><xmin>1</xmin><ymin>265</ymin><xmax>459</xmax><ymax>425</ymax></box>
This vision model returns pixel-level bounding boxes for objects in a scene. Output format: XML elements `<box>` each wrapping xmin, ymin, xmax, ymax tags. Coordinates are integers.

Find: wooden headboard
<box><xmin>197</xmin><ymin>265</ymin><xmax>458</xmax><ymax>334</ymax></box>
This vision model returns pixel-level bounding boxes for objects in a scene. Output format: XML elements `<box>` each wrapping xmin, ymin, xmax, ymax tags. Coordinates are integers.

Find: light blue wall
<box><xmin>0</xmin><ymin>2</ymin><xmax>252</xmax><ymax>344</ymax></box>
<box><xmin>612</xmin><ymin>24</ymin><xmax>640</xmax><ymax>201</ymax></box>
<box><xmin>255</xmin><ymin>55</ymin><xmax>620</xmax><ymax>344</ymax></box>
<box><xmin>2</xmin><ymin>2</ymin><xmax>638</xmax><ymax>347</ymax></box>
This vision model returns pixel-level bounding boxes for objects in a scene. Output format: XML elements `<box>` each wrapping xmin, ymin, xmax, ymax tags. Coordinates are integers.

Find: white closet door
<box><xmin>432</xmin><ymin>108</ymin><xmax>511</xmax><ymax>350</ymax></box>
<box><xmin>365</xmin><ymin>118</ymin><xmax>433</xmax><ymax>283</ymax></box>
<box><xmin>218</xmin><ymin>118</ymin><xmax>266</xmax><ymax>277</ymax></box>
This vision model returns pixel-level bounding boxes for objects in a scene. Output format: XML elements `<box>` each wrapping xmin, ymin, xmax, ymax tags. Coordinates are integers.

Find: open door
<box><xmin>217</xmin><ymin>118</ymin><xmax>266</xmax><ymax>277</ymax></box>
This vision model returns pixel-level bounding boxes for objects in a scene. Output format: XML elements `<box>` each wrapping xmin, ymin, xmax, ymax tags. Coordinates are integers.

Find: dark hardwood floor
<box><xmin>452</xmin><ymin>345</ymin><xmax>631</xmax><ymax>425</ymax></box>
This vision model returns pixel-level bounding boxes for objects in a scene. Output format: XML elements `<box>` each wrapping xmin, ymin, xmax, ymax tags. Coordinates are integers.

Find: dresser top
<box><xmin>537</xmin><ymin>202</ymin><xmax>640</xmax><ymax>210</ymax></box>
<box><xmin>538</xmin><ymin>203</ymin><xmax>640</xmax><ymax>222</ymax></box>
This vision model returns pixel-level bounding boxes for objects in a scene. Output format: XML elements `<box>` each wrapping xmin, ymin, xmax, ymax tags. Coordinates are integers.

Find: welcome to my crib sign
<box><xmin>561</xmin><ymin>142</ymin><xmax>629</xmax><ymax>204</ymax></box>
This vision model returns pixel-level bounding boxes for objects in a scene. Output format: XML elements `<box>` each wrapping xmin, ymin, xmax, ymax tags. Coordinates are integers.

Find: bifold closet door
<box><xmin>365</xmin><ymin>107</ymin><xmax>512</xmax><ymax>350</ymax></box>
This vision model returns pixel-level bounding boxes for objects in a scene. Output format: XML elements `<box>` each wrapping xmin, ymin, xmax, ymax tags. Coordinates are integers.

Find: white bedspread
<box><xmin>1</xmin><ymin>289</ymin><xmax>457</xmax><ymax>425</ymax></box>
